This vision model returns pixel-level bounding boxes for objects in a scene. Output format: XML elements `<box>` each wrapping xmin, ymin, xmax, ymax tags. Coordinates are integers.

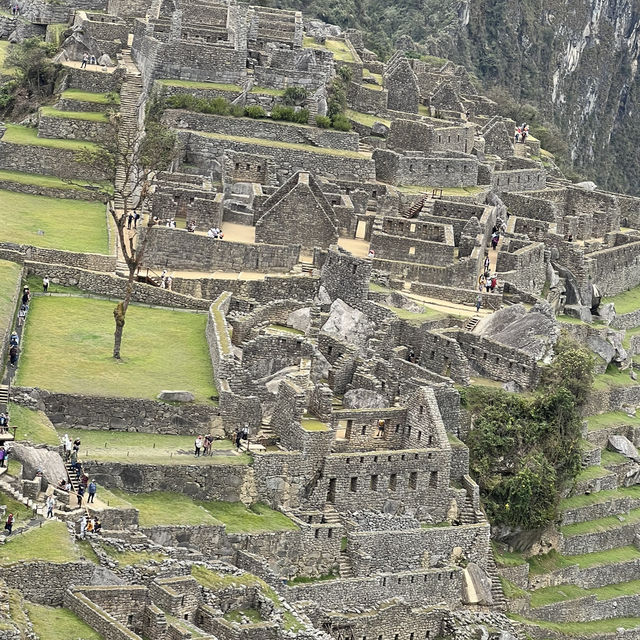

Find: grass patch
<box><xmin>345</xmin><ymin>109</ymin><xmax>391</xmax><ymax>128</ymax></box>
<box><xmin>100</xmin><ymin>544</ymin><xmax>167</xmax><ymax>566</ymax></box>
<box><xmin>267</xmin><ymin>324</ymin><xmax>304</xmax><ymax>335</ymax></box>
<box><xmin>560</xmin><ymin>485</ymin><xmax>640</xmax><ymax>511</ymax></box>
<box><xmin>0</xmin><ymin>259</ymin><xmax>21</xmax><ymax>333</ymax></box>
<box><xmin>603</xmin><ymin>286</ymin><xmax>640</xmax><ymax>315</ymax></box>
<box><xmin>61</xmin><ymin>88</ymin><xmax>119</xmax><ymax>104</ymax></box>
<box><xmin>40</xmin><ymin>106</ymin><xmax>109</xmax><ymax>122</ymax></box>
<box><xmin>510</xmin><ymin>614</ymin><xmax>640</xmax><ymax>636</ymax></box>
<box><xmin>601</xmin><ymin>448</ymin><xmax>630</xmax><ymax>466</ymax></box>
<box><xmin>593</xmin><ymin>364</ymin><xmax>638</xmax><ymax>391</ymax></box>
<box><xmin>500</xmin><ymin>577</ymin><xmax>527</xmax><ymax>600</ymax></box>
<box><xmin>0</xmin><ymin>190</ymin><xmax>108</xmax><ymax>253</ymax></box>
<box><xmin>530</xmin><ymin>578</ymin><xmax>640</xmax><ymax>609</ymax></box>
<box><xmin>9</xmin><ymin>402</ymin><xmax>58</xmax><ymax>445</ymax></box>
<box><xmin>194</xmin><ymin>130</ymin><xmax>368</xmax><ymax>158</ymax></box>
<box><xmin>25</xmin><ymin>273</ymin><xmax>83</xmax><ymax>295</ymax></box>
<box><xmin>0</xmin><ymin>169</ymin><xmax>110</xmax><ymax>193</ymax></box>
<box><xmin>587</xmin><ymin>411</ymin><xmax>640</xmax><ymax>431</ymax></box>
<box><xmin>362</xmin><ymin>82</ymin><xmax>383</xmax><ymax>91</ymax></box>
<box><xmin>6</xmin><ymin>459</ymin><xmax>21</xmax><ymax>478</ymax></box>
<box><xmin>59</xmin><ymin>429</ymin><xmax>240</xmax><ymax>465</ymax></box>
<box><xmin>0</xmin><ymin>520</ymin><xmax>82</xmax><ymax>564</ymax></box>
<box><xmin>303</xmin><ymin>36</ymin><xmax>355</xmax><ymax>62</ymax></box>
<box><xmin>560</xmin><ymin>507</ymin><xmax>640</xmax><ymax>537</ymax></box>
<box><xmin>224</xmin><ymin>608</ymin><xmax>263</xmax><ymax>624</ymax></box>
<box><xmin>199</xmin><ymin>501</ymin><xmax>298</xmax><ymax>533</ymax></box>
<box><xmin>381</xmin><ymin>304</ymin><xmax>442</xmax><ymax>324</ymax></box>
<box><xmin>557</xmin><ymin>314</ymin><xmax>586</xmax><ymax>325</ymax></box>
<box><xmin>25</xmin><ymin>603</ymin><xmax>102</xmax><ymax>640</ymax></box>
<box><xmin>17</xmin><ymin>297</ymin><xmax>216</xmax><ymax>402</ymax></box>
<box><xmin>492</xmin><ymin>542</ymin><xmax>527</xmax><ymax>567</ymax></box>
<box><xmin>0</xmin><ymin>489</ymin><xmax>33</xmax><ymax>523</ymax></box>
<box><xmin>397</xmin><ymin>184</ymin><xmax>487</xmax><ymax>196</ymax></box>
<box><xmin>575</xmin><ymin>464</ymin><xmax>611</xmax><ymax>482</ymax></box>
<box><xmin>156</xmin><ymin>78</ymin><xmax>242</xmax><ymax>92</ymax></box>
<box><xmin>301</xmin><ymin>417</ymin><xmax>329</xmax><ymax>431</ymax></box>
<box><xmin>3</xmin><ymin>124</ymin><xmax>98</xmax><ymax>151</ymax></box>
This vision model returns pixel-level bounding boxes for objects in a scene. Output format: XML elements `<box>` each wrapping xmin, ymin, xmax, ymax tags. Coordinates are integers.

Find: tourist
<box><xmin>485</xmin><ymin>277</ymin><xmax>491</xmax><ymax>293</ymax></box>
<box><xmin>407</xmin><ymin>349</ymin><xmax>415</xmax><ymax>363</ymax></box>
<box><xmin>17</xmin><ymin>304</ymin><xmax>27</xmax><ymax>326</ymax></box>
<box><xmin>89</xmin><ymin>54</ymin><xmax>96</xmax><ymax>65</ymax></box>
<box><xmin>73</xmin><ymin>437</ymin><xmax>81</xmax><ymax>453</ymax></box>
<box><xmin>81</xmin><ymin>471</ymin><xmax>89</xmax><ymax>490</ymax></box>
<box><xmin>127</xmin><ymin>214</ymin><xmax>133</xmax><ymax>229</ymax></box>
<box><xmin>235</xmin><ymin>429</ymin><xmax>242</xmax><ymax>449</ymax></box>
<box><xmin>165</xmin><ymin>276</ymin><xmax>172</xmax><ymax>291</ymax></box>
<box><xmin>515</xmin><ymin>128</ymin><xmax>520</xmax><ymax>143</ymax></box>
<box><xmin>207</xmin><ymin>227</ymin><xmax>217</xmax><ymax>238</ymax></box>
<box><xmin>0</xmin><ymin>413</ymin><xmax>6</xmax><ymax>428</ymax></box>
<box><xmin>483</xmin><ymin>255</ymin><xmax>490</xmax><ymax>272</ymax></box>
<box><xmin>81</xmin><ymin>53</ymin><xmax>89</xmax><ymax>69</ymax></box>
<box><xmin>93</xmin><ymin>518</ymin><xmax>102</xmax><ymax>534</ymax></box>
<box><xmin>64</xmin><ymin>479</ymin><xmax>72</xmax><ymax>492</ymax></box>
<box><xmin>21</xmin><ymin>286</ymin><xmax>31</xmax><ymax>307</ymax></box>
<box><xmin>133</xmin><ymin>212</ymin><xmax>140</xmax><ymax>228</ymax></box>
<box><xmin>86</xmin><ymin>518</ymin><xmax>94</xmax><ymax>534</ymax></box>
<box><xmin>9</xmin><ymin>331</ymin><xmax>19</xmax><ymax>347</ymax></box>
<box><xmin>77</xmin><ymin>485</ymin><xmax>85</xmax><ymax>507</ymax></box>
<box><xmin>476</xmin><ymin>294</ymin><xmax>482</xmax><ymax>312</ymax></box>
<box><xmin>63</xmin><ymin>433</ymin><xmax>72</xmax><ymax>460</ymax></box>
<box><xmin>194</xmin><ymin>435</ymin><xmax>203</xmax><ymax>457</ymax></box>
<box><xmin>46</xmin><ymin>494</ymin><xmax>55</xmax><ymax>518</ymax></box>
<box><xmin>368</xmin><ymin>249</ymin><xmax>375</xmax><ymax>259</ymax></box>
<box><xmin>42</xmin><ymin>276</ymin><xmax>49</xmax><ymax>293</ymax></box>
<box><xmin>87</xmin><ymin>479</ymin><xmax>96</xmax><ymax>503</ymax></box>
<box><xmin>0</xmin><ymin>446</ymin><xmax>5</xmax><ymax>468</ymax></box>
<box><xmin>376</xmin><ymin>420</ymin><xmax>385</xmax><ymax>437</ymax></box>
<box><xmin>187</xmin><ymin>221</ymin><xmax>196</xmax><ymax>232</ymax></box>
<box><xmin>4</xmin><ymin>513</ymin><xmax>13</xmax><ymax>535</ymax></box>
<box><xmin>203</xmin><ymin>435</ymin><xmax>212</xmax><ymax>456</ymax></box>
<box><xmin>491</xmin><ymin>232</ymin><xmax>499</xmax><ymax>250</ymax></box>
<box><xmin>9</xmin><ymin>345</ymin><xmax>18</xmax><ymax>366</ymax></box>
<box><xmin>567</xmin><ymin>233</ymin><xmax>573</xmax><ymax>242</ymax></box>
<box><xmin>70</xmin><ymin>448</ymin><xmax>78</xmax><ymax>468</ymax></box>
<box><xmin>490</xmin><ymin>275</ymin><xmax>498</xmax><ymax>292</ymax></box>
<box><xmin>80</xmin><ymin>515</ymin><xmax>87</xmax><ymax>538</ymax></box>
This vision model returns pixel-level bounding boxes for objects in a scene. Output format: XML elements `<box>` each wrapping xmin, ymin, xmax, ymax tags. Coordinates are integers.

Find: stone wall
<box><xmin>0</xmin><ymin>177</ymin><xmax>105</xmax><ymax>201</ymax></box>
<box><xmin>0</xmin><ymin>243</ymin><xmax>115</xmax><ymax>271</ymax></box>
<box><xmin>139</xmin><ymin>226</ymin><xmax>300</xmax><ymax>272</ymax></box>
<box><xmin>587</xmin><ymin>239</ymin><xmax>640</xmax><ymax>297</ymax></box>
<box><xmin>317</xmin><ymin>246</ymin><xmax>371</xmax><ymax>305</ymax></box>
<box><xmin>11</xmin><ymin>387</ymin><xmax>220</xmax><ymax>435</ymax></box>
<box><xmin>38</xmin><ymin>113</ymin><xmax>110</xmax><ymax>143</ymax></box>
<box><xmin>346</xmin><ymin>82</ymin><xmax>388</xmax><ymax>114</ymax></box>
<box><xmin>164</xmin><ymin>110</ymin><xmax>359</xmax><ymax>151</ymax></box>
<box><xmin>369</xmin><ymin>231</ymin><xmax>455</xmax><ymax>266</ymax></box>
<box><xmin>492</xmin><ymin>167</ymin><xmax>546</xmax><ymax>192</ymax></box>
<box><xmin>62</xmin><ymin>66</ymin><xmax>125</xmax><ymax>93</ymax></box>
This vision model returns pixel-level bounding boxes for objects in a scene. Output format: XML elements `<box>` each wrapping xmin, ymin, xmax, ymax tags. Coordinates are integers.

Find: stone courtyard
<box><xmin>3</xmin><ymin>1</ymin><xmax>640</xmax><ymax>639</ymax></box>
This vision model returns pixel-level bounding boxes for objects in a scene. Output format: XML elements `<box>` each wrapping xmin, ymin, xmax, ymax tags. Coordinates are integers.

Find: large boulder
<box><xmin>287</xmin><ymin>307</ymin><xmax>311</xmax><ymax>334</ymax></box>
<box><xmin>343</xmin><ymin>388</ymin><xmax>388</xmax><ymax>409</ymax></box>
<box><xmin>10</xmin><ymin>443</ymin><xmax>66</xmax><ymax>489</ymax></box>
<box><xmin>157</xmin><ymin>390</ymin><xmax>195</xmax><ymax>403</ymax></box>
<box><xmin>462</xmin><ymin>563</ymin><xmax>494</xmax><ymax>606</ymax></box>
<box><xmin>371</xmin><ymin>122</ymin><xmax>390</xmax><ymax>138</ymax></box>
<box><xmin>608</xmin><ymin>435</ymin><xmax>640</xmax><ymax>462</ymax></box>
<box><xmin>321</xmin><ymin>299</ymin><xmax>375</xmax><ymax>350</ymax></box>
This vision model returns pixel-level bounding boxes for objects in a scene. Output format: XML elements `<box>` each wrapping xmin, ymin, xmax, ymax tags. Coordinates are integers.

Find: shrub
<box><xmin>282</xmin><ymin>86</ymin><xmax>308</xmax><ymax>106</ymax></box>
<box><xmin>331</xmin><ymin>114</ymin><xmax>351</xmax><ymax>131</ymax></box>
<box><xmin>244</xmin><ymin>105</ymin><xmax>266</xmax><ymax>119</ymax></box>
<box><xmin>291</xmin><ymin>108</ymin><xmax>309</xmax><ymax>124</ymax></box>
<box><xmin>229</xmin><ymin>104</ymin><xmax>245</xmax><ymax>117</ymax></box>
<box><xmin>315</xmin><ymin>115</ymin><xmax>331</xmax><ymax>128</ymax></box>
<box><xmin>208</xmin><ymin>97</ymin><xmax>231</xmax><ymax>115</ymax></box>
<box><xmin>271</xmin><ymin>105</ymin><xmax>296</xmax><ymax>121</ymax></box>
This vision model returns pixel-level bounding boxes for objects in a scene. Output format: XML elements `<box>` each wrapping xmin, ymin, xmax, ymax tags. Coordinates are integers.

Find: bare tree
<box><xmin>73</xmin><ymin>110</ymin><xmax>177</xmax><ymax>358</ymax></box>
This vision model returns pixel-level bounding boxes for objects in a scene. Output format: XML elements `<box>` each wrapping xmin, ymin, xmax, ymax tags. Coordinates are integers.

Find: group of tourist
<box><xmin>159</xmin><ymin>269</ymin><xmax>173</xmax><ymax>290</ymax></box>
<box><xmin>207</xmin><ymin>227</ymin><xmax>224</xmax><ymax>239</ymax></box>
<box><xmin>514</xmin><ymin>122</ymin><xmax>530</xmax><ymax>144</ymax></box>
<box><xmin>80</xmin><ymin>53</ymin><xmax>98</xmax><ymax>69</ymax></box>
<box><xmin>126</xmin><ymin>212</ymin><xmax>141</xmax><ymax>229</ymax></box>
<box><xmin>62</xmin><ymin>434</ymin><xmax>97</xmax><ymax>506</ymax></box>
<box><xmin>9</xmin><ymin>2</ymin><xmax>19</xmax><ymax>15</ymax></box>
<box><xmin>193</xmin><ymin>434</ymin><xmax>219</xmax><ymax>456</ymax></box>
<box><xmin>234</xmin><ymin>426</ymin><xmax>249</xmax><ymax>450</ymax></box>
<box><xmin>186</xmin><ymin>221</ymin><xmax>197</xmax><ymax>232</ymax></box>
<box><xmin>79</xmin><ymin>514</ymin><xmax>102</xmax><ymax>538</ymax></box>
<box><xmin>8</xmin><ymin>286</ymin><xmax>30</xmax><ymax>366</ymax></box>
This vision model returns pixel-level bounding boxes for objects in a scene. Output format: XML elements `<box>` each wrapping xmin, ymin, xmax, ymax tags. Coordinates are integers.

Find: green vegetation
<box><xmin>0</xmin><ymin>521</ymin><xmax>83</xmax><ymax>564</ymax></box>
<box><xmin>500</xmin><ymin>578</ymin><xmax>527</xmax><ymax>600</ymax></box>
<box><xmin>40</xmin><ymin>106</ymin><xmax>110</xmax><ymax>122</ymax></box>
<box><xmin>0</xmin><ymin>489</ymin><xmax>33</xmax><ymax>522</ymax></box>
<box><xmin>528</xmin><ymin>546</ymin><xmax>640</xmax><ymax>575</ymax></box>
<box><xmin>559</xmin><ymin>485</ymin><xmax>640</xmax><ymax>511</ymax></box>
<box><xmin>462</xmin><ymin>337</ymin><xmax>593</xmax><ymax>529</ymax></box>
<box><xmin>530</xmin><ymin>578</ymin><xmax>640</xmax><ymax>609</ymax></box>
<box><xmin>9</xmin><ymin>402</ymin><xmax>58</xmax><ymax>445</ymax></box>
<box><xmin>61</xmin><ymin>88</ymin><xmax>120</xmax><ymax>104</ymax></box>
<box><xmin>199</xmin><ymin>501</ymin><xmax>298</xmax><ymax>533</ymax></box>
<box><xmin>603</xmin><ymin>285</ymin><xmax>640</xmax><ymax>314</ymax></box>
<box><xmin>0</xmin><ymin>190</ymin><xmax>108</xmax><ymax>253</ymax></box>
<box><xmin>575</xmin><ymin>464</ymin><xmax>611</xmax><ymax>482</ymax></box>
<box><xmin>0</xmin><ymin>169</ymin><xmax>111</xmax><ymax>193</ymax></box>
<box><xmin>25</xmin><ymin>603</ymin><xmax>103</xmax><ymax>640</ymax></box>
<box><xmin>345</xmin><ymin>109</ymin><xmax>391</xmax><ymax>128</ymax></box>
<box><xmin>600</xmin><ymin>448</ymin><xmax>629</xmax><ymax>466</ymax></box>
<box><xmin>3</xmin><ymin>124</ymin><xmax>98</xmax><ymax>151</ymax></box>
<box><xmin>381</xmin><ymin>304</ymin><xmax>442</xmax><ymax>323</ymax></box>
<box><xmin>197</xmin><ymin>130</ymin><xmax>365</xmax><ymax>158</ymax></box>
<box><xmin>100</xmin><ymin>544</ymin><xmax>167</xmax><ymax>566</ymax></box>
<box><xmin>561</xmin><ymin>507</ymin><xmax>640</xmax><ymax>537</ymax></box>
<box><xmin>156</xmin><ymin>78</ymin><xmax>242</xmax><ymax>91</ymax></box>
<box><xmin>17</xmin><ymin>297</ymin><xmax>217</xmax><ymax>402</ymax></box>
<box><xmin>301</xmin><ymin>417</ymin><xmax>330</xmax><ymax>431</ymax></box>
<box><xmin>492</xmin><ymin>543</ymin><xmax>527</xmax><ymax>567</ymax></box>
<box><xmin>510</xmin><ymin>614</ymin><xmax>640</xmax><ymax>636</ymax></box>
<box><xmin>24</xmin><ymin>274</ymin><xmax>83</xmax><ymax>295</ymax></box>
<box><xmin>593</xmin><ymin>364</ymin><xmax>639</xmax><ymax>390</ymax></box>
<box><xmin>6</xmin><ymin>459</ymin><xmax>21</xmax><ymax>478</ymax></box>
<box><xmin>303</xmin><ymin>36</ymin><xmax>355</xmax><ymax>62</ymax></box>
<box><xmin>0</xmin><ymin>260</ymin><xmax>21</xmax><ymax>334</ymax></box>
<box><xmin>587</xmin><ymin>411</ymin><xmax>640</xmax><ymax>431</ymax></box>
<box><xmin>224</xmin><ymin>608</ymin><xmax>263</xmax><ymax>624</ymax></box>
<box><xmin>58</xmin><ymin>429</ymin><xmax>242</xmax><ymax>466</ymax></box>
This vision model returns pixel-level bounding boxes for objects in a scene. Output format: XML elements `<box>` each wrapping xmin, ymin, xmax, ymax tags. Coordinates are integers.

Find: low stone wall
<box><xmin>492</xmin><ymin>167</ymin><xmax>546</xmax><ymax>192</ymax></box>
<box><xmin>25</xmin><ymin>261</ymin><xmax>210</xmax><ymax>310</ymax></box>
<box><xmin>0</xmin><ymin>260</ymin><xmax>22</xmax><ymax>378</ymax></box>
<box><xmin>63</xmin><ymin>66</ymin><xmax>125</xmax><ymax>93</ymax></box>
<box><xmin>3</xmin><ymin>561</ymin><xmax>95</xmax><ymax>605</ymax></box>
<box><xmin>529</xmin><ymin>558</ymin><xmax>640</xmax><ymax>591</ymax></box>
<box><xmin>0</xmin><ymin>242</ymin><xmax>115</xmax><ymax>271</ymax></box>
<box><xmin>140</xmin><ymin>226</ymin><xmax>300</xmax><ymax>273</ymax></box>
<box><xmin>38</xmin><ymin>114</ymin><xmax>110</xmax><ymax>143</ymax></box>
<box><xmin>389</xmin><ymin>281</ymin><xmax>502</xmax><ymax>310</ymax></box>
<box><xmin>0</xmin><ymin>177</ymin><xmax>106</xmax><ymax>201</ymax></box>
<box><xmin>560</xmin><ymin>520</ymin><xmax>639</xmax><ymax>555</ymax></box>
<box><xmin>10</xmin><ymin>387</ymin><xmax>221</xmax><ymax>435</ymax></box>
<box><xmin>612</xmin><ymin>309</ymin><xmax>640</xmax><ymax>330</ymax></box>
<box><xmin>581</xmin><ymin>384</ymin><xmax>640</xmax><ymax>417</ymax></box>
<box><xmin>164</xmin><ymin>110</ymin><xmax>360</xmax><ymax>151</ymax></box>
<box><xmin>530</xmin><ymin>592</ymin><xmax>640</xmax><ymax>624</ymax></box>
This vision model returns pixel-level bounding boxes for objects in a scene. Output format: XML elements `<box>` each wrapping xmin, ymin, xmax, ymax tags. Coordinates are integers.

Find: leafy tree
<box><xmin>6</xmin><ymin>38</ymin><xmax>58</xmax><ymax>96</ymax></box>
<box><xmin>72</xmin><ymin>110</ymin><xmax>177</xmax><ymax>359</ymax></box>
<box><xmin>282</xmin><ymin>86</ymin><xmax>308</xmax><ymax>106</ymax></box>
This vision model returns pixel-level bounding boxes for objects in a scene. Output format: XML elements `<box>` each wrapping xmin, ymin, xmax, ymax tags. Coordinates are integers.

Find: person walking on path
<box><xmin>0</xmin><ymin>446</ymin><xmax>5</xmax><ymax>468</ymax></box>
<box><xmin>81</xmin><ymin>53</ymin><xmax>88</xmax><ymax>69</ymax></box>
<box><xmin>87</xmin><ymin>479</ymin><xmax>96</xmax><ymax>503</ymax></box>
<box><xmin>194</xmin><ymin>435</ymin><xmax>203</xmax><ymax>457</ymax></box>
<box><xmin>46</xmin><ymin>494</ymin><xmax>55</xmax><ymax>518</ymax></box>
<box><xmin>4</xmin><ymin>513</ymin><xmax>13</xmax><ymax>535</ymax></box>
<box><xmin>9</xmin><ymin>345</ymin><xmax>18</xmax><ymax>366</ymax></box>
<box><xmin>42</xmin><ymin>276</ymin><xmax>49</xmax><ymax>293</ymax></box>
<box><xmin>476</xmin><ymin>294</ymin><xmax>482</xmax><ymax>313</ymax></box>
<box><xmin>77</xmin><ymin>485</ymin><xmax>85</xmax><ymax>507</ymax></box>
<box><xmin>17</xmin><ymin>304</ymin><xmax>27</xmax><ymax>326</ymax></box>
<box><xmin>9</xmin><ymin>331</ymin><xmax>18</xmax><ymax>347</ymax></box>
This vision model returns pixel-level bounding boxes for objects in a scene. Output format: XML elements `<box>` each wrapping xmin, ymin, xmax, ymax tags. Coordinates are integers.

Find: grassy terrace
<box><xmin>510</xmin><ymin>614</ymin><xmax>640</xmax><ymax>636</ymax></box>
<box><xmin>528</xmin><ymin>547</ymin><xmax>640</xmax><ymax>576</ymax></box>
<box><xmin>530</xmin><ymin>578</ymin><xmax>640</xmax><ymax>609</ymax></box>
<box><xmin>345</xmin><ymin>109</ymin><xmax>391</xmax><ymax>128</ymax></box>
<box><xmin>10</xmin><ymin>403</ymin><xmax>59</xmax><ymax>446</ymax></box>
<box><xmin>156</xmin><ymin>78</ymin><xmax>243</xmax><ymax>91</ymax></box>
<box><xmin>40</xmin><ymin>106</ymin><xmax>110</xmax><ymax>122</ymax></box>
<box><xmin>108</xmin><ymin>491</ymin><xmax>296</xmax><ymax>532</ymax></box>
<box><xmin>587</xmin><ymin>410</ymin><xmax>640</xmax><ymax>431</ymax></box>
<box><xmin>303</xmin><ymin>36</ymin><xmax>355</xmax><ymax>62</ymax></box>
<box><xmin>193</xmin><ymin>130</ymin><xmax>368</xmax><ymax>158</ymax></box>
<box><xmin>381</xmin><ymin>304</ymin><xmax>443</xmax><ymax>324</ymax></box>
<box><xmin>61</xmin><ymin>88</ymin><xmax>120</xmax><ymax>104</ymax></box>
<box><xmin>0</xmin><ymin>169</ymin><xmax>111</xmax><ymax>193</ymax></box>
<box><xmin>3</xmin><ymin>124</ymin><xmax>98</xmax><ymax>151</ymax></box>
<box><xmin>575</xmin><ymin>464</ymin><xmax>612</xmax><ymax>482</ymax></box>
<box><xmin>60</xmin><ymin>429</ymin><xmax>246</xmax><ymax>465</ymax></box>
<box><xmin>25</xmin><ymin>603</ymin><xmax>103</xmax><ymax>640</ymax></box>
<box><xmin>0</xmin><ymin>190</ymin><xmax>108</xmax><ymax>253</ymax></box>
<box><xmin>603</xmin><ymin>285</ymin><xmax>640</xmax><ymax>314</ymax></box>
<box><xmin>17</xmin><ymin>297</ymin><xmax>217</xmax><ymax>402</ymax></box>
<box><xmin>301</xmin><ymin>417</ymin><xmax>330</xmax><ymax>431</ymax></box>
<box><xmin>0</xmin><ymin>259</ymin><xmax>21</xmax><ymax>333</ymax></box>
<box><xmin>560</xmin><ymin>485</ymin><xmax>640</xmax><ymax>511</ymax></box>
<box><xmin>593</xmin><ymin>364</ymin><xmax>639</xmax><ymax>390</ymax></box>
<box><xmin>0</xmin><ymin>489</ymin><xmax>33</xmax><ymax>523</ymax></box>
<box><xmin>560</xmin><ymin>507</ymin><xmax>640</xmax><ymax>537</ymax></box>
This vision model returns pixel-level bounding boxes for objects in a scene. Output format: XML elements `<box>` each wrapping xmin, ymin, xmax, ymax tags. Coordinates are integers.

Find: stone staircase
<box><xmin>403</xmin><ymin>193</ymin><xmax>428</xmax><ymax>218</ymax></box>
<box><xmin>0</xmin><ymin>385</ymin><xmax>8</xmax><ymax>412</ymax></box>
<box><xmin>485</xmin><ymin>553</ymin><xmax>507</xmax><ymax>611</ymax></box>
<box><xmin>463</xmin><ymin>315</ymin><xmax>480</xmax><ymax>332</ymax></box>
<box><xmin>338</xmin><ymin>551</ymin><xmax>353</xmax><ymax>578</ymax></box>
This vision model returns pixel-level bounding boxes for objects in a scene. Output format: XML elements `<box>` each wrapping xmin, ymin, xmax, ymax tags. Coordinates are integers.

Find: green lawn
<box><xmin>25</xmin><ymin>273</ymin><xmax>83</xmax><ymax>295</ymax></box>
<box><xmin>156</xmin><ymin>78</ymin><xmax>242</xmax><ymax>92</ymax></box>
<box><xmin>593</xmin><ymin>365</ymin><xmax>639</xmax><ymax>390</ymax></box>
<box><xmin>59</xmin><ymin>429</ymin><xmax>244</xmax><ymax>465</ymax></box>
<box><xmin>531</xmin><ymin>578</ymin><xmax>640</xmax><ymax>609</ymax></box>
<box><xmin>224</xmin><ymin>608</ymin><xmax>263</xmax><ymax>624</ymax></box>
<box><xmin>0</xmin><ymin>489</ymin><xmax>33</xmax><ymax>523</ymax></box>
<box><xmin>560</xmin><ymin>507</ymin><xmax>640</xmax><ymax>537</ymax></box>
<box><xmin>0</xmin><ymin>259</ymin><xmax>21</xmax><ymax>335</ymax></box>
<box><xmin>201</xmin><ymin>501</ymin><xmax>298</xmax><ymax>533</ymax></box>
<box><xmin>301</xmin><ymin>417</ymin><xmax>329</xmax><ymax>432</ymax></box>
<box><xmin>601</xmin><ymin>449</ymin><xmax>630</xmax><ymax>466</ymax></box>
<box><xmin>40</xmin><ymin>106</ymin><xmax>110</xmax><ymax>122</ymax></box>
<box><xmin>500</xmin><ymin>577</ymin><xmax>527</xmax><ymax>600</ymax></box>
<box><xmin>603</xmin><ymin>286</ymin><xmax>640</xmax><ymax>315</ymax></box>
<box><xmin>3</xmin><ymin>124</ymin><xmax>98</xmax><ymax>151</ymax></box>
<box><xmin>587</xmin><ymin>410</ymin><xmax>640</xmax><ymax>431</ymax></box>
<box><xmin>528</xmin><ymin>547</ymin><xmax>640</xmax><ymax>575</ymax></box>
<box><xmin>345</xmin><ymin>109</ymin><xmax>391</xmax><ymax>128</ymax></box>
<box><xmin>17</xmin><ymin>297</ymin><xmax>217</xmax><ymax>402</ymax></box>
<box><xmin>493</xmin><ymin>542</ymin><xmax>527</xmax><ymax>567</ymax></box>
<box><xmin>61</xmin><ymin>88</ymin><xmax>120</xmax><ymax>104</ymax></box>
<box><xmin>26</xmin><ymin>603</ymin><xmax>103</xmax><ymax>640</ymax></box>
<box><xmin>100</xmin><ymin>544</ymin><xmax>167</xmax><ymax>566</ymax></box>
<box><xmin>195</xmin><ymin>130</ymin><xmax>368</xmax><ymax>159</ymax></box>
<box><xmin>0</xmin><ymin>520</ymin><xmax>83</xmax><ymax>565</ymax></box>
<box><xmin>0</xmin><ymin>190</ymin><xmax>108</xmax><ymax>253</ymax></box>
<box><xmin>560</xmin><ymin>485</ymin><xmax>640</xmax><ymax>511</ymax></box>
<box><xmin>381</xmin><ymin>304</ymin><xmax>443</xmax><ymax>324</ymax></box>
<box><xmin>0</xmin><ymin>169</ymin><xmax>111</xmax><ymax>193</ymax></box>
<box><xmin>10</xmin><ymin>403</ymin><xmax>59</xmax><ymax>445</ymax></box>
<box><xmin>574</xmin><ymin>464</ymin><xmax>611</xmax><ymax>482</ymax></box>
<box><xmin>303</xmin><ymin>36</ymin><xmax>355</xmax><ymax>62</ymax></box>
<box><xmin>510</xmin><ymin>614</ymin><xmax>640</xmax><ymax>636</ymax></box>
